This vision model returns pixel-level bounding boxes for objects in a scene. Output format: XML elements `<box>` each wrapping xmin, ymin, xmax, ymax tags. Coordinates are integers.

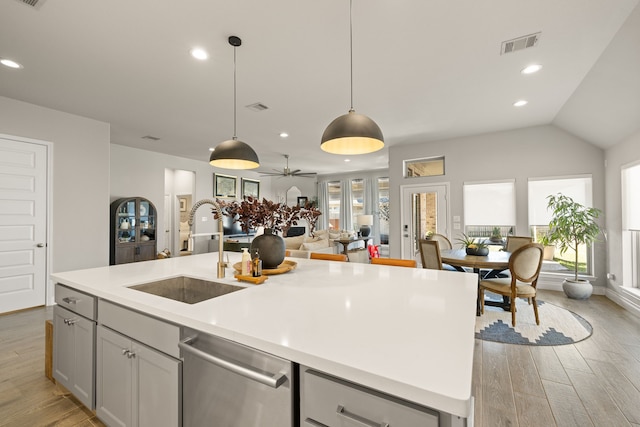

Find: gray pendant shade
<box><xmin>321</xmin><ymin>109</ymin><xmax>384</xmax><ymax>155</ymax></box>
<box><xmin>209</xmin><ymin>35</ymin><xmax>260</xmax><ymax>170</ymax></box>
<box><xmin>209</xmin><ymin>137</ymin><xmax>260</xmax><ymax>170</ymax></box>
<box><xmin>320</xmin><ymin>0</ymin><xmax>384</xmax><ymax>155</ymax></box>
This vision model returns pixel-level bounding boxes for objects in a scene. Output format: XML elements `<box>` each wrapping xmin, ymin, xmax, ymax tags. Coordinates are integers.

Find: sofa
<box><xmin>283</xmin><ymin>229</ymin><xmax>342</xmax><ymax>258</ymax></box>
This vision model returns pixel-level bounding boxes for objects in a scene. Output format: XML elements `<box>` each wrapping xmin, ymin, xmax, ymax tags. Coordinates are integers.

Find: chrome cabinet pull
<box><xmin>63</xmin><ymin>318</ymin><xmax>77</xmax><ymax>325</ymax></box>
<box><xmin>336</xmin><ymin>405</ymin><xmax>390</xmax><ymax>427</ymax></box>
<box><xmin>62</xmin><ymin>297</ymin><xmax>79</xmax><ymax>305</ymax></box>
<box><xmin>127</xmin><ymin>351</ymin><xmax>136</xmax><ymax>359</ymax></box>
<box><xmin>179</xmin><ymin>336</ymin><xmax>287</xmax><ymax>389</ymax></box>
<box><xmin>122</xmin><ymin>349</ymin><xmax>130</xmax><ymax>357</ymax></box>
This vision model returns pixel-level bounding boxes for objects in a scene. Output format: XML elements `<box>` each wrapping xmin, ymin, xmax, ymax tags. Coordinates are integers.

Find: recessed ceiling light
<box><xmin>190</xmin><ymin>48</ymin><xmax>208</xmax><ymax>60</ymax></box>
<box><xmin>0</xmin><ymin>58</ymin><xmax>23</xmax><ymax>69</ymax></box>
<box><xmin>209</xmin><ymin>147</ymin><xmax>215</xmax><ymax>152</ymax></box>
<box><xmin>513</xmin><ymin>100</ymin><xmax>528</xmax><ymax>107</ymax></box>
<box><xmin>279</xmin><ymin>132</ymin><xmax>289</xmax><ymax>138</ymax></box>
<box><xmin>344</xmin><ymin>159</ymin><xmax>351</xmax><ymax>162</ymax></box>
<box><xmin>521</xmin><ymin>64</ymin><xmax>542</xmax><ymax>74</ymax></box>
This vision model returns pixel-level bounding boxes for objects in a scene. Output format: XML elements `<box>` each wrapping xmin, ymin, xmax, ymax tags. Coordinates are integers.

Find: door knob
<box><xmin>37</xmin><ymin>243</ymin><xmax>45</xmax><ymax>248</ymax></box>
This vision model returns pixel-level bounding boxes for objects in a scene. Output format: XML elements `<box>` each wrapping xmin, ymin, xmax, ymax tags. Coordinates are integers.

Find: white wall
<box><xmin>389</xmin><ymin>124</ymin><xmax>607</xmax><ymax>288</ymax></box>
<box><xmin>0</xmin><ymin>96</ymin><xmax>110</xmax><ymax>278</ymax></box>
<box><xmin>604</xmin><ymin>129</ymin><xmax>640</xmax><ymax>312</ymax></box>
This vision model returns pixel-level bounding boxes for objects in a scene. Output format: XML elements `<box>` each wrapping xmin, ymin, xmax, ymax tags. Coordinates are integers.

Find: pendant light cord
<box><xmin>233</xmin><ymin>44</ymin><xmax>238</xmax><ymax>140</ymax></box>
<box><xmin>349</xmin><ymin>0</ymin><xmax>354</xmax><ymax>111</ymax></box>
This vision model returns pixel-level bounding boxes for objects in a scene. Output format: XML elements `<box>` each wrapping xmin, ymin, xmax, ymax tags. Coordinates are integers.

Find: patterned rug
<box><xmin>476</xmin><ymin>298</ymin><xmax>592</xmax><ymax>346</ymax></box>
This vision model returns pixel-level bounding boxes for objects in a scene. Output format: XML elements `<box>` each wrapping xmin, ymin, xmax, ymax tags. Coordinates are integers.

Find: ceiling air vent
<box><xmin>246</xmin><ymin>102</ymin><xmax>269</xmax><ymax>112</ymax></box>
<box><xmin>15</xmin><ymin>0</ymin><xmax>46</xmax><ymax>8</ymax></box>
<box><xmin>141</xmin><ymin>135</ymin><xmax>161</xmax><ymax>141</ymax></box>
<box><xmin>500</xmin><ymin>32</ymin><xmax>540</xmax><ymax>55</ymax></box>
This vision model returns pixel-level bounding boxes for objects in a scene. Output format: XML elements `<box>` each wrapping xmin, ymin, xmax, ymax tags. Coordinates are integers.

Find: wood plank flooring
<box><xmin>0</xmin><ymin>290</ymin><xmax>639</xmax><ymax>426</ymax></box>
<box><xmin>0</xmin><ymin>307</ymin><xmax>104</xmax><ymax>427</ymax></box>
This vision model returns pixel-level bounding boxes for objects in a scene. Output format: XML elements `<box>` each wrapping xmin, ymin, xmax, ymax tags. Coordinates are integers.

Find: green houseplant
<box><xmin>546</xmin><ymin>193</ymin><xmax>602</xmax><ymax>299</ymax></box>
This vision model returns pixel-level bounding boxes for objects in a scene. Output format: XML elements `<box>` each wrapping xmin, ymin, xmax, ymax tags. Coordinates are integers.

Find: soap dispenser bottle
<box><xmin>241</xmin><ymin>248</ymin><xmax>251</xmax><ymax>276</ymax></box>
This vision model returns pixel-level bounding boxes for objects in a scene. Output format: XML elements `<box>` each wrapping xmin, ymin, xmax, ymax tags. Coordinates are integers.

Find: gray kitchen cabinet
<box><xmin>53</xmin><ymin>305</ymin><xmax>96</xmax><ymax>409</ymax></box>
<box><xmin>96</xmin><ymin>325</ymin><xmax>181</xmax><ymax>427</ymax></box>
<box><xmin>53</xmin><ymin>284</ymin><xmax>97</xmax><ymax>410</ymax></box>
<box><xmin>301</xmin><ymin>366</ymin><xmax>440</xmax><ymax>427</ymax></box>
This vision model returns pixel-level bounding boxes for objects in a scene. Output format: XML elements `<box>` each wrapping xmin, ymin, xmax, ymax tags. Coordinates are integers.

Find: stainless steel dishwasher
<box><xmin>179</xmin><ymin>327</ymin><xmax>294</xmax><ymax>427</ymax></box>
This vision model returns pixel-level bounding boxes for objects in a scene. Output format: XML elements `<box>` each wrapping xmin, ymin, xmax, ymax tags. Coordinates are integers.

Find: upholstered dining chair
<box><xmin>309</xmin><ymin>252</ymin><xmax>348</xmax><ymax>262</ymax></box>
<box><xmin>429</xmin><ymin>233</ymin><xmax>453</xmax><ymax>250</ymax></box>
<box><xmin>479</xmin><ymin>243</ymin><xmax>544</xmax><ymax>327</ymax></box>
<box><xmin>371</xmin><ymin>258</ymin><xmax>417</xmax><ymax>268</ymax></box>
<box><xmin>418</xmin><ymin>239</ymin><xmax>443</xmax><ymax>270</ymax></box>
<box><xmin>505</xmin><ymin>235</ymin><xmax>533</xmax><ymax>252</ymax></box>
<box><xmin>428</xmin><ymin>234</ymin><xmax>460</xmax><ymax>271</ymax></box>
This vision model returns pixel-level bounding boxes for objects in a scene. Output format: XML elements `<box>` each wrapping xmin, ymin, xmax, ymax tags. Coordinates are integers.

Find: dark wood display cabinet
<box><xmin>110</xmin><ymin>197</ymin><xmax>157</xmax><ymax>265</ymax></box>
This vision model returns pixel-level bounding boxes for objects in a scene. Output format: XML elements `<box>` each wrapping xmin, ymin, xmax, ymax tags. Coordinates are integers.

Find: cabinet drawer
<box><xmin>302</xmin><ymin>368</ymin><xmax>439</xmax><ymax>427</ymax></box>
<box><xmin>98</xmin><ymin>300</ymin><xmax>180</xmax><ymax>358</ymax></box>
<box><xmin>55</xmin><ymin>284</ymin><xmax>96</xmax><ymax>320</ymax></box>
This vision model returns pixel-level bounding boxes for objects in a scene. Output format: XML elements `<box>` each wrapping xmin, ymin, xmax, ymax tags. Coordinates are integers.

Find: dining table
<box><xmin>440</xmin><ymin>249</ymin><xmax>511</xmax><ymax>315</ymax></box>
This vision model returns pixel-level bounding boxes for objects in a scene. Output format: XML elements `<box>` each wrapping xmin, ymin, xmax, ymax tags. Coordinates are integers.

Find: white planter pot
<box><xmin>562</xmin><ymin>278</ymin><xmax>593</xmax><ymax>300</ymax></box>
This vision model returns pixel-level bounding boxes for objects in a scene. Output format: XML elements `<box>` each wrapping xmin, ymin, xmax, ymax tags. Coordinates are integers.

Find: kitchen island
<box><xmin>52</xmin><ymin>252</ymin><xmax>478</xmax><ymax>426</ymax></box>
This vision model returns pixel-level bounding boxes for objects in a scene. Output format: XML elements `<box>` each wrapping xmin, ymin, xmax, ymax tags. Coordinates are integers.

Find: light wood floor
<box><xmin>0</xmin><ymin>306</ymin><xmax>104</xmax><ymax>427</ymax></box>
<box><xmin>0</xmin><ymin>290</ymin><xmax>639</xmax><ymax>426</ymax></box>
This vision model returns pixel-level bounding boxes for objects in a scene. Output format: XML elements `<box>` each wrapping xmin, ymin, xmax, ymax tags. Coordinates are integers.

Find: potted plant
<box><xmin>456</xmin><ymin>233</ymin><xmax>489</xmax><ymax>256</ymax></box>
<box><xmin>489</xmin><ymin>227</ymin><xmax>503</xmax><ymax>243</ymax></box>
<box><xmin>546</xmin><ymin>193</ymin><xmax>602</xmax><ymax>299</ymax></box>
<box><xmin>538</xmin><ymin>231</ymin><xmax>555</xmax><ymax>261</ymax></box>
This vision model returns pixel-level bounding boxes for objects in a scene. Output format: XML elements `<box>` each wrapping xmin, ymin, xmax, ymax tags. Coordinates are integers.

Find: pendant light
<box><xmin>209</xmin><ymin>36</ymin><xmax>260</xmax><ymax>169</ymax></box>
<box><xmin>321</xmin><ymin>0</ymin><xmax>384</xmax><ymax>155</ymax></box>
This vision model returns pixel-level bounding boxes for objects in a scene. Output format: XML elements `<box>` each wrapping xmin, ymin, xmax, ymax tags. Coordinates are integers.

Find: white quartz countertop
<box><xmin>51</xmin><ymin>252</ymin><xmax>478</xmax><ymax>418</ymax></box>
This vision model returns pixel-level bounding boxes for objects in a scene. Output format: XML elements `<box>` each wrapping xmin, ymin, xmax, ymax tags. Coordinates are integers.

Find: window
<box><xmin>404</xmin><ymin>156</ymin><xmax>445</xmax><ymax>178</ymax></box>
<box><xmin>622</xmin><ymin>163</ymin><xmax>640</xmax><ymax>288</ymax></box>
<box><xmin>528</xmin><ymin>175</ymin><xmax>593</xmax><ymax>275</ymax></box>
<box><xmin>463</xmin><ymin>180</ymin><xmax>515</xmax><ymax>240</ymax></box>
<box><xmin>327</xmin><ymin>181</ymin><xmax>341</xmax><ymax>230</ymax></box>
<box><xmin>351</xmin><ymin>179</ymin><xmax>364</xmax><ymax>229</ymax></box>
<box><xmin>378</xmin><ymin>178</ymin><xmax>389</xmax><ymax>244</ymax></box>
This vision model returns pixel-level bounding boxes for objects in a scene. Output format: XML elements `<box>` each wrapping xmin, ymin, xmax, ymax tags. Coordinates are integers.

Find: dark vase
<box><xmin>466</xmin><ymin>247</ymin><xmax>489</xmax><ymax>256</ymax></box>
<box><xmin>250</xmin><ymin>228</ymin><xmax>285</xmax><ymax>269</ymax></box>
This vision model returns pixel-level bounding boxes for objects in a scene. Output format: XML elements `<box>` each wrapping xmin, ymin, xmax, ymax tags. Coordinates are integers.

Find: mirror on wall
<box><xmin>164</xmin><ymin>169</ymin><xmax>195</xmax><ymax>257</ymax></box>
<box><xmin>286</xmin><ymin>186</ymin><xmax>302</xmax><ymax>206</ymax></box>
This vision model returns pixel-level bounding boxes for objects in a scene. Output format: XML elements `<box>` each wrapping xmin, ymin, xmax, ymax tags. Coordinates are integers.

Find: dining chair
<box><xmin>505</xmin><ymin>235</ymin><xmax>533</xmax><ymax>252</ymax></box>
<box><xmin>428</xmin><ymin>234</ymin><xmax>461</xmax><ymax>271</ymax></box>
<box><xmin>479</xmin><ymin>243</ymin><xmax>544</xmax><ymax>327</ymax></box>
<box><xmin>418</xmin><ymin>239</ymin><xmax>443</xmax><ymax>270</ymax></box>
<box><xmin>309</xmin><ymin>252</ymin><xmax>348</xmax><ymax>262</ymax></box>
<box><xmin>429</xmin><ymin>234</ymin><xmax>453</xmax><ymax>250</ymax></box>
<box><xmin>371</xmin><ymin>258</ymin><xmax>417</xmax><ymax>268</ymax></box>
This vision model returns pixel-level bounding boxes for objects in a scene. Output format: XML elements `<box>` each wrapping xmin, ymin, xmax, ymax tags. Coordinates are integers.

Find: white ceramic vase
<box><xmin>562</xmin><ymin>278</ymin><xmax>593</xmax><ymax>299</ymax></box>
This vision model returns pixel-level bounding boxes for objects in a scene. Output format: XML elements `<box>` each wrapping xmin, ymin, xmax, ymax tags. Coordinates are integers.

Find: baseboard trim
<box><xmin>606</xmin><ymin>288</ymin><xmax>640</xmax><ymax>319</ymax></box>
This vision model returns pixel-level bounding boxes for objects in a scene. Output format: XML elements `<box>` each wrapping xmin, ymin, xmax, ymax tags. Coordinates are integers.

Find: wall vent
<box><xmin>246</xmin><ymin>102</ymin><xmax>269</xmax><ymax>112</ymax></box>
<box><xmin>141</xmin><ymin>135</ymin><xmax>161</xmax><ymax>141</ymax></box>
<box><xmin>15</xmin><ymin>0</ymin><xmax>46</xmax><ymax>8</ymax></box>
<box><xmin>500</xmin><ymin>32</ymin><xmax>540</xmax><ymax>55</ymax></box>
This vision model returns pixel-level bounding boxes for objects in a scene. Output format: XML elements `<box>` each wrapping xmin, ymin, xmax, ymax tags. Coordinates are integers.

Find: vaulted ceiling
<box><xmin>1</xmin><ymin>0</ymin><xmax>638</xmax><ymax>175</ymax></box>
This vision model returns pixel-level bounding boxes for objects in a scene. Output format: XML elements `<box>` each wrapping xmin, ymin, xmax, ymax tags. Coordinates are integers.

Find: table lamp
<box><xmin>357</xmin><ymin>215</ymin><xmax>373</xmax><ymax>237</ymax></box>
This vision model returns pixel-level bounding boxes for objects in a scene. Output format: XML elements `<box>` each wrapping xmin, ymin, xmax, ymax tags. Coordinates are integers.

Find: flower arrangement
<box><xmin>215</xmin><ymin>197</ymin><xmax>321</xmax><ymax>236</ymax></box>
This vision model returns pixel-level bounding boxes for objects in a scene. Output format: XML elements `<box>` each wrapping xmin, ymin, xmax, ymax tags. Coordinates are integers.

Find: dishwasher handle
<box><xmin>179</xmin><ymin>336</ymin><xmax>288</xmax><ymax>389</ymax></box>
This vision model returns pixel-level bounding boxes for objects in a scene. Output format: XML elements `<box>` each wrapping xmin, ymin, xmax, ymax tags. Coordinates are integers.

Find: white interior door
<box><xmin>400</xmin><ymin>183</ymin><xmax>449</xmax><ymax>260</ymax></box>
<box><xmin>0</xmin><ymin>135</ymin><xmax>48</xmax><ymax>313</ymax></box>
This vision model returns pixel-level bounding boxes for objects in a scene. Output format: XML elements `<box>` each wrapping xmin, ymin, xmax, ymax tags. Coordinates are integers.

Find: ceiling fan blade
<box><xmin>290</xmin><ymin>169</ymin><xmax>301</xmax><ymax>174</ymax></box>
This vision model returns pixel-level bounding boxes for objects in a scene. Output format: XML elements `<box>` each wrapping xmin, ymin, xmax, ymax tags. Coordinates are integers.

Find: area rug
<box><xmin>475</xmin><ymin>298</ymin><xmax>592</xmax><ymax>346</ymax></box>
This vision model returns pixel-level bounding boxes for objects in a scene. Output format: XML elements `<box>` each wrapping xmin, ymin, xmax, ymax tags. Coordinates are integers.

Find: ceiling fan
<box><xmin>260</xmin><ymin>154</ymin><xmax>316</xmax><ymax>178</ymax></box>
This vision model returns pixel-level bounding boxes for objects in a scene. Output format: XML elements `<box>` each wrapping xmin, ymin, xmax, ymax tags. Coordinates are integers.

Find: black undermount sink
<box><xmin>128</xmin><ymin>276</ymin><xmax>244</xmax><ymax>304</ymax></box>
